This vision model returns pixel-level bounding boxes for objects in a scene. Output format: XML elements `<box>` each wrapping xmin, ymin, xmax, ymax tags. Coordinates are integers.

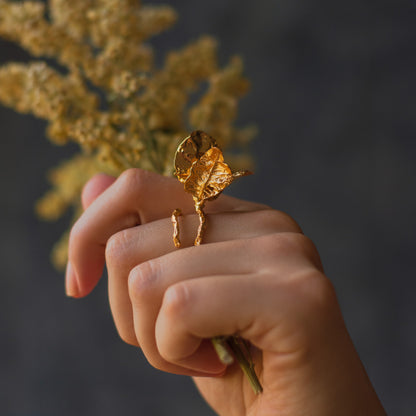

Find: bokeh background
<box><xmin>1</xmin><ymin>0</ymin><xmax>415</xmax><ymax>414</ymax></box>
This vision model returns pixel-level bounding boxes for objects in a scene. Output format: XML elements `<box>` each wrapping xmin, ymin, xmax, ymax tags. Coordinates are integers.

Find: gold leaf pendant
<box><xmin>172</xmin><ymin>130</ymin><xmax>263</xmax><ymax>394</ymax></box>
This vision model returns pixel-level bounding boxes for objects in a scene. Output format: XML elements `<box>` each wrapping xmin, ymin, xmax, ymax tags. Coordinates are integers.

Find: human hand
<box><xmin>66</xmin><ymin>169</ymin><xmax>386</xmax><ymax>416</ymax></box>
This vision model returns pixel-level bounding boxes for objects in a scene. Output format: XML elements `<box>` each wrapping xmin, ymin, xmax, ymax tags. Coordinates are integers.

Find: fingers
<box><xmin>68</xmin><ymin>169</ymin><xmax>266</xmax><ymax>297</ymax></box>
<box><xmin>69</xmin><ymin>169</ymin><xmax>183</xmax><ymax>297</ymax></box>
<box><xmin>106</xmin><ymin>210</ymin><xmax>302</xmax><ymax>347</ymax></box>
<box><xmin>81</xmin><ymin>173</ymin><xmax>116</xmax><ymax>209</ymax></box>
<box><xmin>66</xmin><ymin>168</ymin><xmax>327</xmax><ymax>379</ymax></box>
<box><xmin>66</xmin><ymin>173</ymin><xmax>116</xmax><ymax>297</ymax></box>
<box><xmin>126</xmin><ymin>233</ymin><xmax>325</xmax><ymax>375</ymax></box>
<box><xmin>128</xmin><ymin>255</ymin><xmax>233</xmax><ymax>375</ymax></box>
<box><xmin>154</xmin><ymin>269</ymin><xmax>334</xmax><ymax>373</ymax></box>
<box><xmin>155</xmin><ymin>274</ymin><xmax>263</xmax><ymax>365</ymax></box>
<box><xmin>126</xmin><ymin>242</ymin><xmax>253</xmax><ymax>375</ymax></box>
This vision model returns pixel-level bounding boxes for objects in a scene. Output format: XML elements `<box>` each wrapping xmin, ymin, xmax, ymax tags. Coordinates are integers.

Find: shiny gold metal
<box><xmin>172</xmin><ymin>131</ymin><xmax>262</xmax><ymax>394</ymax></box>
<box><xmin>174</xmin><ymin>130</ymin><xmax>218</xmax><ymax>183</ymax></box>
<box><xmin>173</xmin><ymin>130</ymin><xmax>251</xmax><ymax>246</ymax></box>
<box><xmin>171</xmin><ymin>209</ymin><xmax>182</xmax><ymax>248</ymax></box>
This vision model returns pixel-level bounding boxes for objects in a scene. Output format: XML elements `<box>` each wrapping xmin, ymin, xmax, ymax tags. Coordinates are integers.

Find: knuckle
<box><xmin>293</xmin><ymin>234</ymin><xmax>323</xmax><ymax>270</ymax></box>
<box><xmin>289</xmin><ymin>233</ymin><xmax>315</xmax><ymax>255</ymax></box>
<box><xmin>105</xmin><ymin>230</ymin><xmax>130</xmax><ymax>266</ymax></box>
<box><xmin>297</xmin><ymin>273</ymin><xmax>338</xmax><ymax>318</ymax></box>
<box><xmin>253</xmin><ymin>209</ymin><xmax>303</xmax><ymax>234</ymax></box>
<box><xmin>277</xmin><ymin>211</ymin><xmax>303</xmax><ymax>233</ymax></box>
<box><xmin>128</xmin><ymin>260</ymin><xmax>159</xmax><ymax>303</ymax></box>
<box><xmin>279</xmin><ymin>273</ymin><xmax>339</xmax><ymax>352</ymax></box>
<box><xmin>161</xmin><ymin>282</ymin><xmax>191</xmax><ymax>322</ymax></box>
<box><xmin>118</xmin><ymin>168</ymin><xmax>148</xmax><ymax>194</ymax></box>
<box><xmin>258</xmin><ymin>233</ymin><xmax>322</xmax><ymax>270</ymax></box>
<box><xmin>255</xmin><ymin>233</ymin><xmax>295</xmax><ymax>256</ymax></box>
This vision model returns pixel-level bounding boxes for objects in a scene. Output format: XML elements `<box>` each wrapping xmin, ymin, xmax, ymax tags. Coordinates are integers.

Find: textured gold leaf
<box><xmin>173</xmin><ymin>130</ymin><xmax>252</xmax><ymax>246</ymax></box>
<box><xmin>184</xmin><ymin>146</ymin><xmax>234</xmax><ymax>201</ymax></box>
<box><xmin>174</xmin><ymin>130</ymin><xmax>217</xmax><ymax>183</ymax></box>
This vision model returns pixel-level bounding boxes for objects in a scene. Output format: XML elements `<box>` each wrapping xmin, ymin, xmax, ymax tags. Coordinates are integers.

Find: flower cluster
<box><xmin>0</xmin><ymin>0</ymin><xmax>255</xmax><ymax>268</ymax></box>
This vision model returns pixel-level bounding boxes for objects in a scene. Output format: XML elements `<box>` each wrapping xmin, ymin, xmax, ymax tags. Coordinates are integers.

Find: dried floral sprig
<box><xmin>0</xmin><ymin>0</ymin><xmax>255</xmax><ymax>268</ymax></box>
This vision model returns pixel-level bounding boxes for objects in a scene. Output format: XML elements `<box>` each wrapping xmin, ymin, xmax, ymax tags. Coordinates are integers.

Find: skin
<box><xmin>66</xmin><ymin>169</ymin><xmax>386</xmax><ymax>416</ymax></box>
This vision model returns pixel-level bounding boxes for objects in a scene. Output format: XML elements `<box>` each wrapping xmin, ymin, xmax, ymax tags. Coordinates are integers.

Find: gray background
<box><xmin>1</xmin><ymin>0</ymin><xmax>416</xmax><ymax>414</ymax></box>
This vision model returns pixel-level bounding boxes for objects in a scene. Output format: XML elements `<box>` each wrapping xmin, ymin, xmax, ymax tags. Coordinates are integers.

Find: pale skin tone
<box><xmin>66</xmin><ymin>169</ymin><xmax>386</xmax><ymax>416</ymax></box>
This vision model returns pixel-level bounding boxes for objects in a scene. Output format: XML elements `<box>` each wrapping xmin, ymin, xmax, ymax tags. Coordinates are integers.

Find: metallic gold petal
<box><xmin>174</xmin><ymin>130</ymin><xmax>217</xmax><ymax>183</ymax></box>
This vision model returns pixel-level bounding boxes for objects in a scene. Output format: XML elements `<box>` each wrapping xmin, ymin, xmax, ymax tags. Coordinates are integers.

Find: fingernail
<box><xmin>65</xmin><ymin>261</ymin><xmax>80</xmax><ymax>298</ymax></box>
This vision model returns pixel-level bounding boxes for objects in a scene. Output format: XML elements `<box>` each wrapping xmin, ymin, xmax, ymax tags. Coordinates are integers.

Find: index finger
<box><xmin>67</xmin><ymin>168</ymin><xmax>265</xmax><ymax>297</ymax></box>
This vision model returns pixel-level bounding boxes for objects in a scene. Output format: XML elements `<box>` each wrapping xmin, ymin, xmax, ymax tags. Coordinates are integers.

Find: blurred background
<box><xmin>1</xmin><ymin>0</ymin><xmax>415</xmax><ymax>414</ymax></box>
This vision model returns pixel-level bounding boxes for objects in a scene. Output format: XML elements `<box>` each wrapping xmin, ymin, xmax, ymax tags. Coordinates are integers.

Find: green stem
<box><xmin>226</xmin><ymin>336</ymin><xmax>263</xmax><ymax>395</ymax></box>
<box><xmin>212</xmin><ymin>336</ymin><xmax>263</xmax><ymax>394</ymax></box>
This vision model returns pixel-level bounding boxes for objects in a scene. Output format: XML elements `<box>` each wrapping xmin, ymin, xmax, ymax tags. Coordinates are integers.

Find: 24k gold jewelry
<box><xmin>172</xmin><ymin>130</ymin><xmax>263</xmax><ymax>394</ymax></box>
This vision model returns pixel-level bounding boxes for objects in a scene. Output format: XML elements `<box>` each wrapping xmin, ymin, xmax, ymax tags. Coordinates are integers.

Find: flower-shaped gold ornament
<box><xmin>172</xmin><ymin>130</ymin><xmax>252</xmax><ymax>246</ymax></box>
<box><xmin>172</xmin><ymin>131</ymin><xmax>262</xmax><ymax>394</ymax></box>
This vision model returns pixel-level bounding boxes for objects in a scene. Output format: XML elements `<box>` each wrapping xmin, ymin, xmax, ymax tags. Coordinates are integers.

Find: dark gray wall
<box><xmin>1</xmin><ymin>0</ymin><xmax>415</xmax><ymax>414</ymax></box>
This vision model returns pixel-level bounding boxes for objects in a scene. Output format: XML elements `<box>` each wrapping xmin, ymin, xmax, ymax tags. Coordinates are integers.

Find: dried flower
<box><xmin>0</xmin><ymin>0</ymin><xmax>255</xmax><ymax>268</ymax></box>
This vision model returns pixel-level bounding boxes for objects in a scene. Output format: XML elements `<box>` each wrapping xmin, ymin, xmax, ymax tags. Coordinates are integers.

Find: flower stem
<box><xmin>226</xmin><ymin>336</ymin><xmax>263</xmax><ymax>394</ymax></box>
<box><xmin>212</xmin><ymin>335</ymin><xmax>263</xmax><ymax>394</ymax></box>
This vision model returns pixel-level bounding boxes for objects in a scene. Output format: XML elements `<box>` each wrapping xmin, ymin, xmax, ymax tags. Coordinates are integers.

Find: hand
<box><xmin>66</xmin><ymin>169</ymin><xmax>386</xmax><ymax>416</ymax></box>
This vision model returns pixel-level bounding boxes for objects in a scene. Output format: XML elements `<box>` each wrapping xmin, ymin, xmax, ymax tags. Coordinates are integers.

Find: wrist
<box><xmin>265</xmin><ymin>318</ymin><xmax>386</xmax><ymax>416</ymax></box>
<box><xmin>294</xmin><ymin>334</ymin><xmax>386</xmax><ymax>416</ymax></box>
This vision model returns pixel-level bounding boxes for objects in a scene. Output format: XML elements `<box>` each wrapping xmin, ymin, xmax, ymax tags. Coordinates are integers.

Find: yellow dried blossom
<box><xmin>0</xmin><ymin>0</ymin><xmax>255</xmax><ymax>269</ymax></box>
<box><xmin>35</xmin><ymin>154</ymin><xmax>109</xmax><ymax>221</ymax></box>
